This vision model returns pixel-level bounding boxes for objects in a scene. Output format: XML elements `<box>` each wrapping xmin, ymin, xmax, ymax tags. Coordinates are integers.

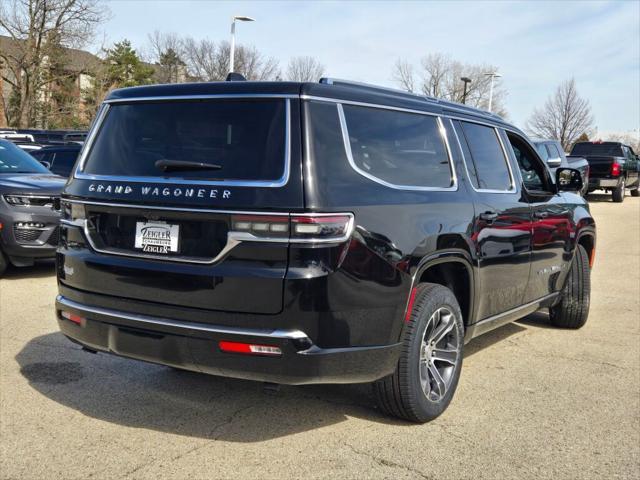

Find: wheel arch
<box><xmin>576</xmin><ymin>231</ymin><xmax>596</xmax><ymax>268</ymax></box>
<box><xmin>408</xmin><ymin>249</ymin><xmax>476</xmax><ymax>328</ymax></box>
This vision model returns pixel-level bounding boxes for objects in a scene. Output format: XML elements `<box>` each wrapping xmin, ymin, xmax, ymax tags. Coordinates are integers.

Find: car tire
<box><xmin>373</xmin><ymin>283</ymin><xmax>464</xmax><ymax>423</ymax></box>
<box><xmin>0</xmin><ymin>250</ymin><xmax>7</xmax><ymax>277</ymax></box>
<box><xmin>612</xmin><ymin>178</ymin><xmax>625</xmax><ymax>202</ymax></box>
<box><xmin>631</xmin><ymin>187</ymin><xmax>639</xmax><ymax>197</ymax></box>
<box><xmin>549</xmin><ymin>244</ymin><xmax>590</xmax><ymax>329</ymax></box>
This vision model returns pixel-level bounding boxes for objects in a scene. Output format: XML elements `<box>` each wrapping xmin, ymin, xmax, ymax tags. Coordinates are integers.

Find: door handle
<box><xmin>479</xmin><ymin>212</ymin><xmax>499</xmax><ymax>222</ymax></box>
<box><xmin>534</xmin><ymin>211</ymin><xmax>549</xmax><ymax>219</ymax></box>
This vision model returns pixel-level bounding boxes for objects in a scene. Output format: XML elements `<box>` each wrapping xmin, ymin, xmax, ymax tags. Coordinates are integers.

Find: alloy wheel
<box><xmin>419</xmin><ymin>307</ymin><xmax>461</xmax><ymax>402</ymax></box>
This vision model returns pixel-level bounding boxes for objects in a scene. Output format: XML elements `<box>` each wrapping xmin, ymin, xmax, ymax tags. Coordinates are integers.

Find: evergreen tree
<box><xmin>104</xmin><ymin>40</ymin><xmax>154</xmax><ymax>88</ymax></box>
<box><xmin>158</xmin><ymin>48</ymin><xmax>185</xmax><ymax>83</ymax></box>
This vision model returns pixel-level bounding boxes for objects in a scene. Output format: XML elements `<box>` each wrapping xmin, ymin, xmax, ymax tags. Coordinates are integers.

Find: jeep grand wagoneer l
<box><xmin>55</xmin><ymin>79</ymin><xmax>595</xmax><ymax>422</ymax></box>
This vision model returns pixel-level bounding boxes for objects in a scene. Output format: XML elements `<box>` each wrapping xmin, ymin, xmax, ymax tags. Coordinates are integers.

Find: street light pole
<box><xmin>460</xmin><ymin>77</ymin><xmax>472</xmax><ymax>105</ymax></box>
<box><xmin>484</xmin><ymin>72</ymin><xmax>502</xmax><ymax>112</ymax></box>
<box><xmin>229</xmin><ymin>15</ymin><xmax>255</xmax><ymax>74</ymax></box>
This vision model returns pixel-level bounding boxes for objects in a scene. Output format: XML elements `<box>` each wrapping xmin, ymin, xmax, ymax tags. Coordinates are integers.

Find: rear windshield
<box><xmin>82</xmin><ymin>99</ymin><xmax>287</xmax><ymax>181</ymax></box>
<box><xmin>570</xmin><ymin>143</ymin><xmax>623</xmax><ymax>157</ymax></box>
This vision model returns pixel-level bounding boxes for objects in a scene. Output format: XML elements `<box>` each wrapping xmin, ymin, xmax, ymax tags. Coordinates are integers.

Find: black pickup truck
<box><xmin>570</xmin><ymin>141</ymin><xmax>640</xmax><ymax>202</ymax></box>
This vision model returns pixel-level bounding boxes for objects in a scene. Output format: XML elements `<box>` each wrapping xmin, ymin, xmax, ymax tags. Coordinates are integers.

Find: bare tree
<box><xmin>181</xmin><ymin>37</ymin><xmax>279</xmax><ymax>82</ymax></box>
<box><xmin>146</xmin><ymin>31</ymin><xmax>186</xmax><ymax>83</ymax></box>
<box><xmin>600</xmin><ymin>132</ymin><xmax>640</xmax><ymax>153</ymax></box>
<box><xmin>147</xmin><ymin>31</ymin><xmax>183</xmax><ymax>63</ymax></box>
<box><xmin>392</xmin><ymin>54</ymin><xmax>508</xmax><ymax>117</ymax></box>
<box><xmin>0</xmin><ymin>0</ymin><xmax>106</xmax><ymax>127</ymax></box>
<box><xmin>526</xmin><ymin>78</ymin><xmax>594</xmax><ymax>151</ymax></box>
<box><xmin>392</xmin><ymin>59</ymin><xmax>415</xmax><ymax>93</ymax></box>
<box><xmin>286</xmin><ymin>56</ymin><xmax>324</xmax><ymax>82</ymax></box>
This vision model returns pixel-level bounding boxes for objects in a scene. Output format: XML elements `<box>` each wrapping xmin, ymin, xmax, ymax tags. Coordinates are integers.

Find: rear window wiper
<box><xmin>154</xmin><ymin>159</ymin><xmax>223</xmax><ymax>172</ymax></box>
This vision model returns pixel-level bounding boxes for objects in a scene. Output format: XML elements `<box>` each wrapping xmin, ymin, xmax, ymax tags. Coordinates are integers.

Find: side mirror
<box><xmin>556</xmin><ymin>168</ymin><xmax>583</xmax><ymax>192</ymax></box>
<box><xmin>39</xmin><ymin>160</ymin><xmax>51</xmax><ymax>169</ymax></box>
<box><xmin>547</xmin><ymin>157</ymin><xmax>562</xmax><ymax>168</ymax></box>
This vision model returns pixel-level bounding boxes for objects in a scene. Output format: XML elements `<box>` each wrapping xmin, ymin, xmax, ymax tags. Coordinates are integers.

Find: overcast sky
<box><xmin>100</xmin><ymin>0</ymin><xmax>639</xmax><ymax>135</ymax></box>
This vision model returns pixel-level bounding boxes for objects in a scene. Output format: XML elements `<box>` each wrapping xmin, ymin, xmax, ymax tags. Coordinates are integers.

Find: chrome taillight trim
<box><xmin>60</xmin><ymin>201</ymin><xmax>355</xmax><ymax>264</ymax></box>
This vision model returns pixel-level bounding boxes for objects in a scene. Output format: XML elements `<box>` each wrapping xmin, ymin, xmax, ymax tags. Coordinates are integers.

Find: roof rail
<box><xmin>319</xmin><ymin>77</ymin><xmax>440</xmax><ymax>104</ymax></box>
<box><xmin>319</xmin><ymin>77</ymin><xmax>504</xmax><ymax>121</ymax></box>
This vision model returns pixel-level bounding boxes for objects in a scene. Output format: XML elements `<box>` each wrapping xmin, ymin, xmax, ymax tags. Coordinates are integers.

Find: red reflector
<box><xmin>218</xmin><ymin>341</ymin><xmax>282</xmax><ymax>356</ymax></box>
<box><xmin>404</xmin><ymin>287</ymin><xmax>418</xmax><ymax>323</ymax></box>
<box><xmin>61</xmin><ymin>311</ymin><xmax>84</xmax><ymax>325</ymax></box>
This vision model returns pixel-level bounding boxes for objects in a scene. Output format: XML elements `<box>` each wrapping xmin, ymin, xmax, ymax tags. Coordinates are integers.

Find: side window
<box><xmin>459</xmin><ymin>121</ymin><xmax>512</xmax><ymax>191</ymax></box>
<box><xmin>341</xmin><ymin>104</ymin><xmax>453</xmax><ymax>188</ymax></box>
<box><xmin>51</xmin><ymin>151</ymin><xmax>79</xmax><ymax>176</ymax></box>
<box><xmin>535</xmin><ymin>143</ymin><xmax>550</xmax><ymax>161</ymax></box>
<box><xmin>545</xmin><ymin>143</ymin><xmax>561</xmax><ymax>159</ymax></box>
<box><xmin>507</xmin><ymin>133</ymin><xmax>552</xmax><ymax>193</ymax></box>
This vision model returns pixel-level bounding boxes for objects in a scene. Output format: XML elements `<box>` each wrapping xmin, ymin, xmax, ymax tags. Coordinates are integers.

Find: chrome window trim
<box><xmin>302</xmin><ymin>94</ymin><xmax>507</xmax><ymax>125</ymax></box>
<box><xmin>306</xmin><ymin>95</ymin><xmax>441</xmax><ymax>118</ymax></box>
<box><xmin>448</xmin><ymin>118</ymin><xmax>517</xmax><ymax>194</ymax></box>
<box><xmin>74</xmin><ymin>98</ymin><xmax>292</xmax><ymax>188</ymax></box>
<box><xmin>61</xmin><ymin>200</ymin><xmax>355</xmax><ymax>263</ymax></box>
<box><xmin>76</xmin><ymin>103</ymin><xmax>109</xmax><ymax>172</ymax></box>
<box><xmin>336</xmin><ymin>103</ymin><xmax>458</xmax><ymax>192</ymax></box>
<box><xmin>56</xmin><ymin>295</ymin><xmax>310</xmax><ymax>340</ymax></box>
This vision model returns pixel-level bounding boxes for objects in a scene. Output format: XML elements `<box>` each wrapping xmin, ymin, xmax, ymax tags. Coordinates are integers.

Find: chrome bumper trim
<box><xmin>56</xmin><ymin>295</ymin><xmax>310</xmax><ymax>340</ymax></box>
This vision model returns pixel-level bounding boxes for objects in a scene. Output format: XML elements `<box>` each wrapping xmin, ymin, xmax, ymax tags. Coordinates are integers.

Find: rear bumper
<box><xmin>589</xmin><ymin>178</ymin><xmax>620</xmax><ymax>189</ymax></box>
<box><xmin>55</xmin><ymin>295</ymin><xmax>401</xmax><ymax>385</ymax></box>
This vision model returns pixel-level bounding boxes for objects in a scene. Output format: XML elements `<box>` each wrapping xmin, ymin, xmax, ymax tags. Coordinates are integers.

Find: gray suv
<box><xmin>0</xmin><ymin>139</ymin><xmax>65</xmax><ymax>276</ymax></box>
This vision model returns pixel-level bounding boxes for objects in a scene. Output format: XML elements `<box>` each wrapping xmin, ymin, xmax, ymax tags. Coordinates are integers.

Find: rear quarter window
<box><xmin>81</xmin><ymin>99</ymin><xmax>287</xmax><ymax>181</ymax></box>
<box><xmin>340</xmin><ymin>104</ymin><xmax>453</xmax><ymax>189</ymax></box>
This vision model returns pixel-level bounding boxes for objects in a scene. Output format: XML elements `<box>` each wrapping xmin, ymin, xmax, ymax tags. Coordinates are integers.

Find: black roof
<box><xmin>105</xmin><ymin>78</ymin><xmax>510</xmax><ymax>128</ymax></box>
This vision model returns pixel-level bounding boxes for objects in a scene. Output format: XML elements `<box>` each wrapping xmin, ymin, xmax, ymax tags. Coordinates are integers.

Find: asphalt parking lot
<box><xmin>1</xmin><ymin>194</ymin><xmax>638</xmax><ymax>480</ymax></box>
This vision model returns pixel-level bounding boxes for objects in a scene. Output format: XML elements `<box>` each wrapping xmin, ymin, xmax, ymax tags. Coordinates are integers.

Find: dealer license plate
<box><xmin>134</xmin><ymin>221</ymin><xmax>179</xmax><ymax>254</ymax></box>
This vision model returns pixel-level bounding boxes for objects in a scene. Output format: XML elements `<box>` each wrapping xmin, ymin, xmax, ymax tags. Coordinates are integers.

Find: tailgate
<box><xmin>60</xmin><ymin>94</ymin><xmax>304</xmax><ymax>315</ymax></box>
<box><xmin>584</xmin><ymin>156</ymin><xmax>615</xmax><ymax>177</ymax></box>
<box><xmin>59</xmin><ymin>203</ymin><xmax>290</xmax><ymax>314</ymax></box>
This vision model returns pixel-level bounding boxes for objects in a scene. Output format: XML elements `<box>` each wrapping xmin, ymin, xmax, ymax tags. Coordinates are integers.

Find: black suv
<box><xmin>0</xmin><ymin>139</ymin><xmax>65</xmax><ymax>275</ymax></box>
<box><xmin>55</xmin><ymin>79</ymin><xmax>595</xmax><ymax>422</ymax></box>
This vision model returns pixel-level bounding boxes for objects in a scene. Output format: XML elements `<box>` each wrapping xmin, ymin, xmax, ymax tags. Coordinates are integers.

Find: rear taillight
<box><xmin>611</xmin><ymin>162</ymin><xmax>621</xmax><ymax>177</ymax></box>
<box><xmin>230</xmin><ymin>213</ymin><xmax>353</xmax><ymax>243</ymax></box>
<box><xmin>231</xmin><ymin>214</ymin><xmax>289</xmax><ymax>238</ymax></box>
<box><xmin>290</xmin><ymin>214</ymin><xmax>352</xmax><ymax>242</ymax></box>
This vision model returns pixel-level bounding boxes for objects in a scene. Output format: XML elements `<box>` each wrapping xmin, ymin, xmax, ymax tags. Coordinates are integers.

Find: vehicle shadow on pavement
<box><xmin>2</xmin><ymin>259</ymin><xmax>56</xmax><ymax>280</ymax></box>
<box><xmin>16</xmin><ymin>316</ymin><xmax>543</xmax><ymax>440</ymax></box>
<box><xmin>16</xmin><ymin>332</ymin><xmax>407</xmax><ymax>441</ymax></box>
